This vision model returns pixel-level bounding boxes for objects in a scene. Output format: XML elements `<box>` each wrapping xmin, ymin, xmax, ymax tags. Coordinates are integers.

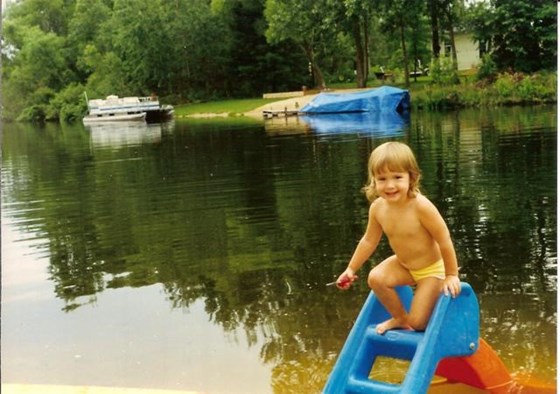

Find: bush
<box><xmin>528</xmin><ymin>72</ymin><xmax>557</xmax><ymax>102</ymax></box>
<box><xmin>489</xmin><ymin>71</ymin><xmax>557</xmax><ymax>104</ymax></box>
<box><xmin>47</xmin><ymin>83</ymin><xmax>88</xmax><ymax>122</ymax></box>
<box><xmin>430</xmin><ymin>57</ymin><xmax>459</xmax><ymax>86</ymax></box>
<box><xmin>413</xmin><ymin>86</ymin><xmax>462</xmax><ymax>110</ymax></box>
<box><xmin>493</xmin><ymin>72</ymin><xmax>521</xmax><ymax>98</ymax></box>
<box><xmin>16</xmin><ymin>87</ymin><xmax>55</xmax><ymax>122</ymax></box>
<box><xmin>411</xmin><ymin>70</ymin><xmax>557</xmax><ymax>110</ymax></box>
<box><xmin>476</xmin><ymin>54</ymin><xmax>498</xmax><ymax>82</ymax></box>
<box><xmin>17</xmin><ymin>105</ymin><xmax>47</xmax><ymax>123</ymax></box>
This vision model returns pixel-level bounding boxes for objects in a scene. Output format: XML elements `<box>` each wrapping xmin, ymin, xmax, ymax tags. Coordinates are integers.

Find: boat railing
<box><xmin>138</xmin><ymin>96</ymin><xmax>159</xmax><ymax>103</ymax></box>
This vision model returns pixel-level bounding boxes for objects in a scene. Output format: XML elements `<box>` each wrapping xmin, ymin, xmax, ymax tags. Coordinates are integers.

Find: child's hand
<box><xmin>442</xmin><ymin>275</ymin><xmax>461</xmax><ymax>298</ymax></box>
<box><xmin>336</xmin><ymin>269</ymin><xmax>358</xmax><ymax>290</ymax></box>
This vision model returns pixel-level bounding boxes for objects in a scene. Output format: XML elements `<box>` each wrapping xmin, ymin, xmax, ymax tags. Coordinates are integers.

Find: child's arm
<box><xmin>337</xmin><ymin>200</ymin><xmax>383</xmax><ymax>289</ymax></box>
<box><xmin>418</xmin><ymin>197</ymin><xmax>461</xmax><ymax>297</ymax></box>
<box><xmin>438</xmin><ymin>236</ymin><xmax>461</xmax><ymax>297</ymax></box>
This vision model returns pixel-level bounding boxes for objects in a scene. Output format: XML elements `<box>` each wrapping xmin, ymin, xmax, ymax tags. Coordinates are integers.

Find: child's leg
<box><xmin>407</xmin><ymin>277</ymin><xmax>443</xmax><ymax>331</ymax></box>
<box><xmin>368</xmin><ymin>255</ymin><xmax>415</xmax><ymax>334</ymax></box>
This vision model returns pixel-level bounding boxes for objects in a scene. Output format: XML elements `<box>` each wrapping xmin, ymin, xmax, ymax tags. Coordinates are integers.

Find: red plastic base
<box><xmin>436</xmin><ymin>338</ymin><xmax>514</xmax><ymax>393</ymax></box>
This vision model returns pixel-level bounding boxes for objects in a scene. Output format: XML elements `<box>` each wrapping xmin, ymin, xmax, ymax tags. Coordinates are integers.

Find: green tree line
<box><xmin>1</xmin><ymin>0</ymin><xmax>556</xmax><ymax>122</ymax></box>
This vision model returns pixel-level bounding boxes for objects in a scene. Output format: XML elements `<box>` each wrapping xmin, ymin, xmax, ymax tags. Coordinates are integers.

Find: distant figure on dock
<box><xmin>335</xmin><ymin>142</ymin><xmax>461</xmax><ymax>334</ymax></box>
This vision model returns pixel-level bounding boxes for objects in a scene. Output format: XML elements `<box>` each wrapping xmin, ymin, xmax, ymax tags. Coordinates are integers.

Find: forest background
<box><xmin>0</xmin><ymin>0</ymin><xmax>556</xmax><ymax>122</ymax></box>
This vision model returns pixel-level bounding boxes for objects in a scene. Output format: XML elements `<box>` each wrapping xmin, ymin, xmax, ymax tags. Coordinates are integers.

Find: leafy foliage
<box><xmin>413</xmin><ymin>70</ymin><xmax>556</xmax><ymax>109</ymax></box>
<box><xmin>430</xmin><ymin>56</ymin><xmax>459</xmax><ymax>86</ymax></box>
<box><xmin>476</xmin><ymin>53</ymin><xmax>498</xmax><ymax>82</ymax></box>
<box><xmin>467</xmin><ymin>0</ymin><xmax>557</xmax><ymax>73</ymax></box>
<box><xmin>1</xmin><ymin>0</ymin><xmax>557</xmax><ymax>122</ymax></box>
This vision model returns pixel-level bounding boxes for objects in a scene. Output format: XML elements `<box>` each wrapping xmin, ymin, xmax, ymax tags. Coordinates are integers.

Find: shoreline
<box><xmin>181</xmin><ymin>88</ymin><xmax>367</xmax><ymax>119</ymax></box>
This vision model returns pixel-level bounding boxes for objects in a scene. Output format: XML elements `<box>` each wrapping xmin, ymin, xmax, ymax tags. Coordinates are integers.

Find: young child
<box><xmin>336</xmin><ymin>141</ymin><xmax>461</xmax><ymax>334</ymax></box>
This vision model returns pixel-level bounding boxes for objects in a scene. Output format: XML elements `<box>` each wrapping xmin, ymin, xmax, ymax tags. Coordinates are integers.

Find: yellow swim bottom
<box><xmin>409</xmin><ymin>259</ymin><xmax>445</xmax><ymax>282</ymax></box>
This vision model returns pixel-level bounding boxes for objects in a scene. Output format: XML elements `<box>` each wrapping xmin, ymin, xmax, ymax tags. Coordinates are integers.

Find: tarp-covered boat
<box><xmin>300</xmin><ymin>86</ymin><xmax>409</xmax><ymax>114</ymax></box>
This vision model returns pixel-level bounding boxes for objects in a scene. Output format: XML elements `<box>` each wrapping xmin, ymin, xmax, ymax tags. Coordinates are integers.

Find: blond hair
<box><xmin>362</xmin><ymin>142</ymin><xmax>422</xmax><ymax>202</ymax></box>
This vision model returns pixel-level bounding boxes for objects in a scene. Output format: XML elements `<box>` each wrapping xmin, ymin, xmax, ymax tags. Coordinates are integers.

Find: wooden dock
<box><xmin>262</xmin><ymin>109</ymin><xmax>300</xmax><ymax>119</ymax></box>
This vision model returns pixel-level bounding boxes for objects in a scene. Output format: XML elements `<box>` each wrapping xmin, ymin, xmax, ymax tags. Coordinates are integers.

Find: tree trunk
<box><xmin>363</xmin><ymin>17</ymin><xmax>370</xmax><ymax>84</ymax></box>
<box><xmin>302</xmin><ymin>44</ymin><xmax>326</xmax><ymax>90</ymax></box>
<box><xmin>428</xmin><ymin>0</ymin><xmax>441</xmax><ymax>58</ymax></box>
<box><xmin>445</xmin><ymin>7</ymin><xmax>458</xmax><ymax>71</ymax></box>
<box><xmin>353</xmin><ymin>21</ymin><xmax>366</xmax><ymax>88</ymax></box>
<box><xmin>449</xmin><ymin>25</ymin><xmax>458</xmax><ymax>71</ymax></box>
<box><xmin>443</xmin><ymin>4</ymin><xmax>459</xmax><ymax>83</ymax></box>
<box><xmin>412</xmin><ymin>39</ymin><xmax>419</xmax><ymax>83</ymax></box>
<box><xmin>399</xmin><ymin>21</ymin><xmax>410</xmax><ymax>87</ymax></box>
<box><xmin>312</xmin><ymin>63</ymin><xmax>326</xmax><ymax>90</ymax></box>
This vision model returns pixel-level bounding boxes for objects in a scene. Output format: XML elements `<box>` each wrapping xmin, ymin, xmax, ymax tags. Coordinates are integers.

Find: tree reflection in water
<box><xmin>1</xmin><ymin>106</ymin><xmax>556</xmax><ymax>391</ymax></box>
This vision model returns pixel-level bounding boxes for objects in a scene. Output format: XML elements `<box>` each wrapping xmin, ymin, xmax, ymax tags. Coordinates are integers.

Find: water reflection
<box><xmin>85</xmin><ymin>121</ymin><xmax>166</xmax><ymax>148</ymax></box>
<box><xmin>299</xmin><ymin>111</ymin><xmax>409</xmax><ymax>136</ymax></box>
<box><xmin>1</xmin><ymin>106</ymin><xmax>556</xmax><ymax>392</ymax></box>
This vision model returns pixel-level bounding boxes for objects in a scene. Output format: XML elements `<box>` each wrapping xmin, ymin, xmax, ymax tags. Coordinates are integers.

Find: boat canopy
<box><xmin>300</xmin><ymin>86</ymin><xmax>410</xmax><ymax>114</ymax></box>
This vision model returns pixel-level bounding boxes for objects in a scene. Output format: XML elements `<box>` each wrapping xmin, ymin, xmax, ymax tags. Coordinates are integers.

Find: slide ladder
<box><xmin>323</xmin><ymin>282</ymin><xmax>481</xmax><ymax>394</ymax></box>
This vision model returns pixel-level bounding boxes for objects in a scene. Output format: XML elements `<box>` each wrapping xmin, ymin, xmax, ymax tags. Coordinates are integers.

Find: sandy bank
<box><xmin>243</xmin><ymin>94</ymin><xmax>317</xmax><ymax>119</ymax></box>
<box><xmin>2</xmin><ymin>384</ymin><xmax>199</xmax><ymax>394</ymax></box>
<box><xmin>244</xmin><ymin>88</ymin><xmax>368</xmax><ymax>119</ymax></box>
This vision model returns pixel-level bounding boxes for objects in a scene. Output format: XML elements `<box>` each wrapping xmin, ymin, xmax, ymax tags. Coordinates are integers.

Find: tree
<box><xmin>164</xmin><ymin>0</ymin><xmax>235</xmax><ymax>98</ymax></box>
<box><xmin>532</xmin><ymin>1</ymin><xmax>557</xmax><ymax>71</ymax></box>
<box><xmin>490</xmin><ymin>0</ymin><xmax>556</xmax><ymax>72</ymax></box>
<box><xmin>2</xmin><ymin>0</ymin><xmax>80</xmax><ymax>120</ymax></box>
<box><xmin>67</xmin><ymin>0</ymin><xmax>112</xmax><ymax>81</ymax></box>
<box><xmin>330</xmin><ymin>0</ymin><xmax>377</xmax><ymax>88</ymax></box>
<box><xmin>440</xmin><ymin>0</ymin><xmax>459</xmax><ymax>71</ymax></box>
<box><xmin>466</xmin><ymin>0</ymin><xmax>556</xmax><ymax>73</ymax></box>
<box><xmin>464</xmin><ymin>0</ymin><xmax>493</xmax><ymax>57</ymax></box>
<box><xmin>109</xmin><ymin>0</ymin><xmax>176</xmax><ymax>95</ymax></box>
<box><xmin>3</xmin><ymin>0</ymin><xmax>70</xmax><ymax>36</ymax></box>
<box><xmin>221</xmin><ymin>0</ymin><xmax>308</xmax><ymax>96</ymax></box>
<box><xmin>380</xmin><ymin>0</ymin><xmax>427</xmax><ymax>87</ymax></box>
<box><xmin>426</xmin><ymin>0</ymin><xmax>442</xmax><ymax>58</ymax></box>
<box><xmin>408</xmin><ymin>10</ymin><xmax>431</xmax><ymax>82</ymax></box>
<box><xmin>265</xmin><ymin>0</ymin><xmax>336</xmax><ymax>89</ymax></box>
<box><xmin>425</xmin><ymin>0</ymin><xmax>465</xmax><ymax>79</ymax></box>
<box><xmin>2</xmin><ymin>25</ymin><xmax>76</xmax><ymax>120</ymax></box>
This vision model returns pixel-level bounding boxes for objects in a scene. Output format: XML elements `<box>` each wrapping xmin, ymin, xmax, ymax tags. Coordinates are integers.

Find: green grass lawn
<box><xmin>174</xmin><ymin>98</ymin><xmax>279</xmax><ymax>117</ymax></box>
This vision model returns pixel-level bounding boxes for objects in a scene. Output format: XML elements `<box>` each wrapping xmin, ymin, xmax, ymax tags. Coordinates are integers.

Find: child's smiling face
<box><xmin>374</xmin><ymin>168</ymin><xmax>411</xmax><ymax>203</ymax></box>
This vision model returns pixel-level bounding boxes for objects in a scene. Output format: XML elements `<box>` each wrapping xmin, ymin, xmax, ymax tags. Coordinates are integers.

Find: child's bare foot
<box><xmin>376</xmin><ymin>317</ymin><xmax>413</xmax><ymax>334</ymax></box>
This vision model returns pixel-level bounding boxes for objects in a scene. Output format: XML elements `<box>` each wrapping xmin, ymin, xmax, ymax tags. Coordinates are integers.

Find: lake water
<box><xmin>1</xmin><ymin>106</ymin><xmax>557</xmax><ymax>393</ymax></box>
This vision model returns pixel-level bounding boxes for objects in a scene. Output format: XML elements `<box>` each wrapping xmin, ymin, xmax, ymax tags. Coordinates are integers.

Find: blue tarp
<box><xmin>300</xmin><ymin>111</ymin><xmax>409</xmax><ymax>136</ymax></box>
<box><xmin>299</xmin><ymin>86</ymin><xmax>410</xmax><ymax>114</ymax></box>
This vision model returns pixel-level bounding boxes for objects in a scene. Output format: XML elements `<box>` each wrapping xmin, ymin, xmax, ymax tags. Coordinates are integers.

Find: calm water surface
<box><xmin>1</xmin><ymin>106</ymin><xmax>556</xmax><ymax>393</ymax></box>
